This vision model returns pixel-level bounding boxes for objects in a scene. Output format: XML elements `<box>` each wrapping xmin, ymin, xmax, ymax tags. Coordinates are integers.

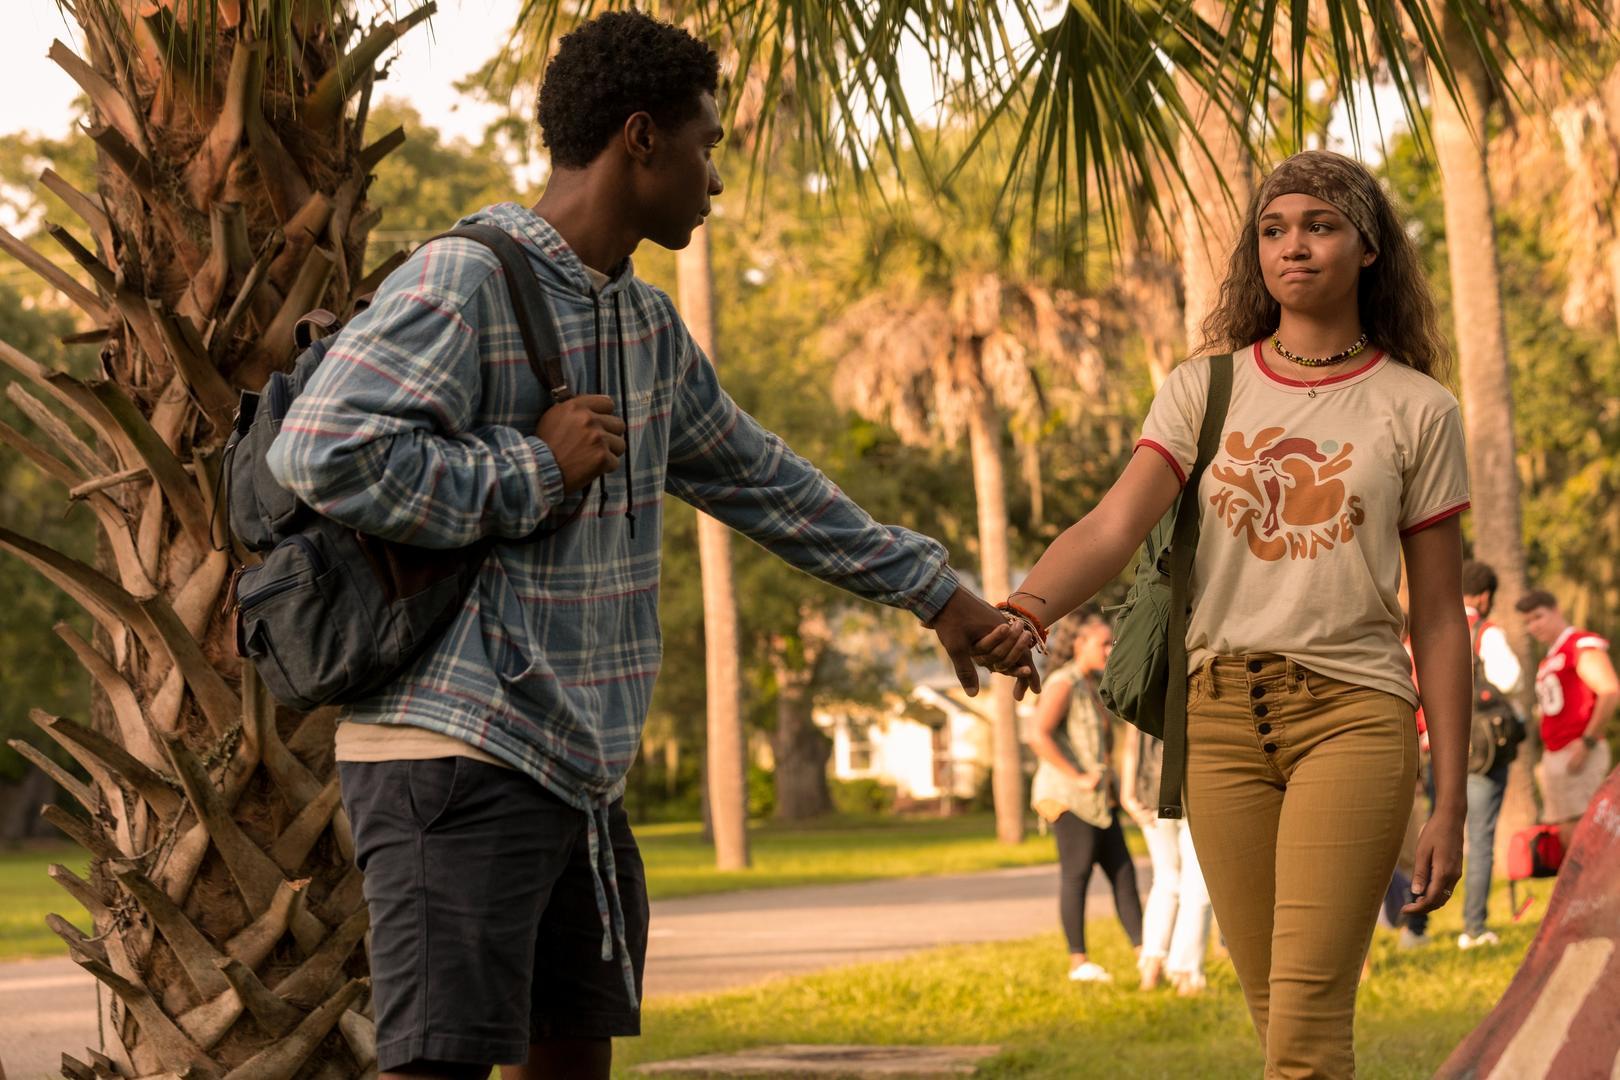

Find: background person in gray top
<box><xmin>1027</xmin><ymin>610</ymin><xmax>1144</xmax><ymax>983</ymax></box>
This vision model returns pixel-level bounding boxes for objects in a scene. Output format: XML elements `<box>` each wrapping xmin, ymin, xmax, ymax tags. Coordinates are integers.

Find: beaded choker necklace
<box><xmin>1270</xmin><ymin>331</ymin><xmax>1369</xmax><ymax>368</ymax></box>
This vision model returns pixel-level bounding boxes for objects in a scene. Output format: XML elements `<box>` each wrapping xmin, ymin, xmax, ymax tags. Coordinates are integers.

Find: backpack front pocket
<box><xmin>235</xmin><ymin>526</ymin><xmax>380</xmax><ymax>710</ymax></box>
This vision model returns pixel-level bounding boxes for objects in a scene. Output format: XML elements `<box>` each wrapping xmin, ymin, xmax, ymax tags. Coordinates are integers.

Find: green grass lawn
<box><xmin>636</xmin><ymin>813</ymin><xmax>1077</xmax><ymax>900</ymax></box>
<box><xmin>0</xmin><ymin>845</ymin><xmax>89</xmax><ymax>960</ymax></box>
<box><xmin>4</xmin><ymin>828</ymin><xmax>1540</xmax><ymax>1078</ymax></box>
<box><xmin>622</xmin><ymin>879</ymin><xmax>1542</xmax><ymax>1079</ymax></box>
<box><xmin>1</xmin><ymin>813</ymin><xmax>1076</xmax><ymax>959</ymax></box>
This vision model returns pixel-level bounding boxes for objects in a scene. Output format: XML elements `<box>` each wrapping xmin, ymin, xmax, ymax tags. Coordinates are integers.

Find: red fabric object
<box><xmin>1536</xmin><ymin>626</ymin><xmax>1611</xmax><ymax>752</ymax></box>
<box><xmin>1403</xmin><ymin>637</ymin><xmax>1427</xmax><ymax>746</ymax></box>
<box><xmin>1438</xmin><ymin>770</ymin><xmax>1620</xmax><ymax>1078</ymax></box>
<box><xmin>1506</xmin><ymin>825</ymin><xmax>1564</xmax><ymax>881</ymax></box>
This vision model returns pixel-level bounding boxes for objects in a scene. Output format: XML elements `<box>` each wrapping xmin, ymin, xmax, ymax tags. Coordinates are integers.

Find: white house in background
<box><xmin>816</xmin><ymin>669</ymin><xmax>1038</xmax><ymax>802</ymax></box>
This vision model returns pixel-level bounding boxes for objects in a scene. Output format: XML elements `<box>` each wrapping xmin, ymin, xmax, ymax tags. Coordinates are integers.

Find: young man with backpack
<box><xmin>1455</xmin><ymin>559</ymin><xmax>1524</xmax><ymax>950</ymax></box>
<box><xmin>267</xmin><ymin>13</ymin><xmax>1030</xmax><ymax>1079</ymax></box>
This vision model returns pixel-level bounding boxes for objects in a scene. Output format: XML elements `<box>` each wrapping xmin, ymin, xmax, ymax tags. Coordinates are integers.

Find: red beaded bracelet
<box><xmin>995</xmin><ymin>599</ymin><xmax>1049</xmax><ymax>645</ymax></box>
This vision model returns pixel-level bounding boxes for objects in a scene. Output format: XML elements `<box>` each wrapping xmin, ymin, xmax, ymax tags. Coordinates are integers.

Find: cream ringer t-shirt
<box><xmin>334</xmin><ymin>260</ymin><xmax>616</xmax><ymax>768</ymax></box>
<box><xmin>1137</xmin><ymin>344</ymin><xmax>1470</xmax><ymax>706</ymax></box>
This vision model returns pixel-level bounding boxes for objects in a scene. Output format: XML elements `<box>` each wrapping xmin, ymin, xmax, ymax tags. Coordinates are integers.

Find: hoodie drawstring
<box><xmin>614</xmin><ymin>293</ymin><xmax>636</xmax><ymax>538</ymax></box>
<box><xmin>592</xmin><ymin>296</ymin><xmax>611</xmax><ymax>519</ymax></box>
<box><xmin>583</xmin><ymin>794</ymin><xmax>637</xmax><ymax>1007</ymax></box>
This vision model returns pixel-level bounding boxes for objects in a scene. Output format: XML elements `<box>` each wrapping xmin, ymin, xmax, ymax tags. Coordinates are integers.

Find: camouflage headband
<box><xmin>1256</xmin><ymin>150</ymin><xmax>1382</xmax><ymax>254</ymax></box>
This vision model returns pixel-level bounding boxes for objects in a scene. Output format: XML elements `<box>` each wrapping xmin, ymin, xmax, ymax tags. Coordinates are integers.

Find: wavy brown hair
<box><xmin>1194</xmin><ymin>170</ymin><xmax>1451</xmax><ymax>383</ymax></box>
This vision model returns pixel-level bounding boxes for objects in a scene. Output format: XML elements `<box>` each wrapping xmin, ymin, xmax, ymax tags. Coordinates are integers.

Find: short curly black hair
<box><xmin>537</xmin><ymin>11</ymin><xmax>721</xmax><ymax>170</ymax></box>
<box><xmin>1461</xmin><ymin>559</ymin><xmax>1499</xmax><ymax>598</ymax></box>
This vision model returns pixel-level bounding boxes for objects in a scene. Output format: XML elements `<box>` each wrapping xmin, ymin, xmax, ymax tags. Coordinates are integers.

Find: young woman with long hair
<box><xmin>984</xmin><ymin>150</ymin><xmax>1471</xmax><ymax>1076</ymax></box>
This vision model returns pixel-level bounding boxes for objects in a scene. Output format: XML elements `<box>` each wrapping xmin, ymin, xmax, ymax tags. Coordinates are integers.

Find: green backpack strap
<box><xmin>1157</xmin><ymin>354</ymin><xmax>1233</xmax><ymax>819</ymax></box>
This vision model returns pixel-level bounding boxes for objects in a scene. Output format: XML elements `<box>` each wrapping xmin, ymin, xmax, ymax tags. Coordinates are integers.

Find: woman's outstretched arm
<box><xmin>1007</xmin><ymin>450</ymin><xmax>1184</xmax><ymax>629</ymax></box>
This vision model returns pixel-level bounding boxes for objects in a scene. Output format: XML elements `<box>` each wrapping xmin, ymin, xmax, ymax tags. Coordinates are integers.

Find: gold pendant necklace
<box><xmin>1286</xmin><ymin>356</ymin><xmax>1344</xmax><ymax>399</ymax></box>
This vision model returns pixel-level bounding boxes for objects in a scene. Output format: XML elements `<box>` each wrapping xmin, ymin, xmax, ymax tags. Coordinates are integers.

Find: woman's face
<box><xmin>1073</xmin><ymin>621</ymin><xmax>1114</xmax><ymax>674</ymax></box>
<box><xmin>1257</xmin><ymin>193</ymin><xmax>1376</xmax><ymax>317</ymax></box>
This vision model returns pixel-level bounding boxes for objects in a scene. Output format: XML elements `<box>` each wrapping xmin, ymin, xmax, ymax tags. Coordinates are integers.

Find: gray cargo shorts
<box><xmin>339</xmin><ymin>757</ymin><xmax>648</xmax><ymax>1071</ymax></box>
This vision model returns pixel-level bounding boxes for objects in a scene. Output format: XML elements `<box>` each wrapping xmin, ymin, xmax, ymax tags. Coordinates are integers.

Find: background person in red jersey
<box><xmin>1517</xmin><ymin>589</ymin><xmax>1620</xmax><ymax>849</ymax></box>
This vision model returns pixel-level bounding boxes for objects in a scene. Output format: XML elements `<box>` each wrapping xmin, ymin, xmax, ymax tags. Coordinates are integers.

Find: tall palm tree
<box><xmin>1430</xmin><ymin>4</ymin><xmax>1533</xmax><ymax>641</ymax></box>
<box><xmin>676</xmin><ymin>222</ymin><xmax>750</xmax><ymax>869</ymax></box>
<box><xmin>0</xmin><ymin>1</ymin><xmax>430</xmax><ymax>1074</ymax></box>
<box><xmin>1176</xmin><ymin>2</ymin><xmax>1256</xmax><ymax>356</ymax></box>
<box><xmin>665</xmin><ymin>16</ymin><xmax>801</xmax><ymax>869</ymax></box>
<box><xmin>827</xmin><ymin>260</ymin><xmax>1112</xmax><ymax>844</ymax></box>
<box><xmin>1426</xmin><ymin>2</ymin><xmax>1544</xmax><ymax>868</ymax></box>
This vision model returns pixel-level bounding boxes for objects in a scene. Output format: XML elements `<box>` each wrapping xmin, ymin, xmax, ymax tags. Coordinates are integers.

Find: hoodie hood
<box><xmin>462</xmin><ymin>202</ymin><xmax>636</xmax><ymax>303</ymax></box>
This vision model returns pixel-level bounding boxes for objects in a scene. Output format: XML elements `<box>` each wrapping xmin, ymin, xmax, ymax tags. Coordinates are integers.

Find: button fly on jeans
<box><xmin>1254</xmin><ymin>704</ymin><xmax>1269</xmax><ymax>718</ymax></box>
<box><xmin>1248</xmin><ymin>660</ymin><xmax>1263</xmax><ymax>673</ymax></box>
<box><xmin>1251</xmin><ymin>685</ymin><xmax>1266</xmax><ymax>699</ymax></box>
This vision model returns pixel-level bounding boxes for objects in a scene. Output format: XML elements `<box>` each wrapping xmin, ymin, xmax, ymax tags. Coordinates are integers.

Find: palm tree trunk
<box><xmin>1430</xmin><ymin>3</ymin><xmax>1536</xmax><ymax>868</ymax></box>
<box><xmin>0</xmin><ymin>6</ymin><xmax>436</xmax><ymax>1075</ymax></box>
<box><xmin>967</xmin><ymin>393</ymin><xmax>1023</xmax><ymax>844</ymax></box>
<box><xmin>1176</xmin><ymin>0</ymin><xmax>1254</xmax><ymax>352</ymax></box>
<box><xmin>1610</xmin><ymin>242</ymin><xmax>1620</xmax><ymax>343</ymax></box>
<box><xmin>675</xmin><ymin>224</ymin><xmax>751</xmax><ymax>870</ymax></box>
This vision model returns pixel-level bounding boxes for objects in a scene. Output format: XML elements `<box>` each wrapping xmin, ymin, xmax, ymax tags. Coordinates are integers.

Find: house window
<box><xmin>846</xmin><ymin>721</ymin><xmax>874</xmax><ymax>772</ymax></box>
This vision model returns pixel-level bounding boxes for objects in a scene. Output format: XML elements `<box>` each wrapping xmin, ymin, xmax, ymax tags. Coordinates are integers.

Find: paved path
<box><xmin>1</xmin><ymin>860</ymin><xmax>1144</xmax><ymax>1077</ymax></box>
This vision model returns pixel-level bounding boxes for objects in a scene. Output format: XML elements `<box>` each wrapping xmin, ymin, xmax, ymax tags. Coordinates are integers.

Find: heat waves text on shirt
<box><xmin>1208</xmin><ymin>427</ymin><xmax>1367</xmax><ymax>562</ymax></box>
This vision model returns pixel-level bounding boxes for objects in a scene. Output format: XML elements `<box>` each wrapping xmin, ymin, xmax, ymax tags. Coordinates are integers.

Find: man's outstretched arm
<box><xmin>663</xmin><ymin>332</ymin><xmax>1034</xmax><ymax>694</ymax></box>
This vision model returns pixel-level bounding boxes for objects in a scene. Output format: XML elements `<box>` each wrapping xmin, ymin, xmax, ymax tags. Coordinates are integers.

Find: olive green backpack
<box><xmin>1098</xmin><ymin>354</ymin><xmax>1232</xmax><ymax>818</ymax></box>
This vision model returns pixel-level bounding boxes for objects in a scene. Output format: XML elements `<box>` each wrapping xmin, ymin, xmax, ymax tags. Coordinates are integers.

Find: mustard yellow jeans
<box><xmin>1185</xmin><ymin>655</ymin><xmax>1417</xmax><ymax>1079</ymax></box>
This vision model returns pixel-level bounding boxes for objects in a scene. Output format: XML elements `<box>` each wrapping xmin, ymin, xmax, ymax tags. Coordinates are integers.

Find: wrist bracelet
<box><xmin>995</xmin><ymin>600</ymin><xmax>1049</xmax><ymax>655</ymax></box>
<box><xmin>996</xmin><ymin>599</ymin><xmax>1049</xmax><ymax>640</ymax></box>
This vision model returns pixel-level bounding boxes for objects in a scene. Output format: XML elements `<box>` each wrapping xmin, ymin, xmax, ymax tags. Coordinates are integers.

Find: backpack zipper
<box><xmin>235</xmin><ymin>534</ymin><xmax>325</xmax><ymax>608</ymax></box>
<box><xmin>288</xmin><ymin>533</ymin><xmax>326</xmax><ymax>576</ymax></box>
<box><xmin>236</xmin><ymin>569</ymin><xmax>301</xmax><ymax>608</ymax></box>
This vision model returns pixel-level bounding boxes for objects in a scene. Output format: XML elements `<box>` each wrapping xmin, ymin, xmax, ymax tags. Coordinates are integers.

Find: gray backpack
<box><xmin>225</xmin><ymin>225</ymin><xmax>576</xmax><ymax>709</ymax></box>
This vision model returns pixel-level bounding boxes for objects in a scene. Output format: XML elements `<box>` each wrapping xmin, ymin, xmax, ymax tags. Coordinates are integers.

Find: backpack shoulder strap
<box><xmin>435</xmin><ymin>224</ymin><xmax>573</xmax><ymax>402</ymax></box>
<box><xmin>1156</xmin><ymin>353</ymin><xmax>1234</xmax><ymax>818</ymax></box>
<box><xmin>1192</xmin><ymin>354</ymin><xmax>1234</xmax><ymax>480</ymax></box>
<box><xmin>1470</xmin><ymin>618</ymin><xmax>1489</xmax><ymax>656</ymax></box>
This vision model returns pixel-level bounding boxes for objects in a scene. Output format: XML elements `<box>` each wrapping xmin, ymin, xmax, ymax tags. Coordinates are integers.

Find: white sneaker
<box><xmin>1398</xmin><ymin>927</ymin><xmax>1431</xmax><ymax>950</ymax></box>
<box><xmin>1068</xmin><ymin>961</ymin><xmax>1113</xmax><ymax>983</ymax></box>
<box><xmin>1457</xmin><ymin>930</ymin><xmax>1501</xmax><ymax>950</ymax></box>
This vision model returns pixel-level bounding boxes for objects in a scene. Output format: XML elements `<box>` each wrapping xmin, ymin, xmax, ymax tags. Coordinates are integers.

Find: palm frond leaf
<box><xmin>506</xmin><ymin>0</ymin><xmax>1611</xmax><ymax>243</ymax></box>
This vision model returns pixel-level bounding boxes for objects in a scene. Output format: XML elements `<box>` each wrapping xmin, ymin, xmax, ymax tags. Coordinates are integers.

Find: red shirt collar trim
<box><xmin>1252</xmin><ymin>341</ymin><xmax>1385</xmax><ymax>388</ymax></box>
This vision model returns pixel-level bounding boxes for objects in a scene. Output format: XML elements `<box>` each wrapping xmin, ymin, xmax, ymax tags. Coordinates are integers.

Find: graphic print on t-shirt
<box><xmin>1207</xmin><ymin>426</ymin><xmax>1367</xmax><ymax>561</ymax></box>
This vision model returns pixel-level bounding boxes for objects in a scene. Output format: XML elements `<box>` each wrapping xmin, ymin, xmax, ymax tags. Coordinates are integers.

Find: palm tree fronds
<box><xmin>302</xmin><ymin>2</ymin><xmax>437</xmax><ymax>130</ymax></box>
<box><xmin>507</xmin><ymin>0</ymin><xmax>1611</xmax><ymax>241</ymax></box>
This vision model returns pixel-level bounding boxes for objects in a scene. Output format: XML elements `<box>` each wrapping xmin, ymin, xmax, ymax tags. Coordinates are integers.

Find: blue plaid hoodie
<box><xmin>267</xmin><ymin>202</ymin><xmax>960</xmax><ymax>1000</ymax></box>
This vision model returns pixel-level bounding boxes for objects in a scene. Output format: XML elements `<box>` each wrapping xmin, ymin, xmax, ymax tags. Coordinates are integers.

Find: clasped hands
<box><xmin>927</xmin><ymin>585</ymin><xmax>1043</xmax><ymax>698</ymax></box>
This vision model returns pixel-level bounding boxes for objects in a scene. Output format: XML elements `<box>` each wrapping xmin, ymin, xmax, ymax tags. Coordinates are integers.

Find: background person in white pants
<box><xmin>1119</xmin><ymin>727</ymin><xmax>1213</xmax><ymax>994</ymax></box>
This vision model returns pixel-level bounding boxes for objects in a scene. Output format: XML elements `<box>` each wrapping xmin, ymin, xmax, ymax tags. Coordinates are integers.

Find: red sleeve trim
<box><xmin>1135</xmin><ymin>439</ymin><xmax>1187</xmax><ymax>486</ymax></box>
<box><xmin>1400</xmin><ymin>500</ymin><xmax>1470</xmax><ymax>537</ymax></box>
